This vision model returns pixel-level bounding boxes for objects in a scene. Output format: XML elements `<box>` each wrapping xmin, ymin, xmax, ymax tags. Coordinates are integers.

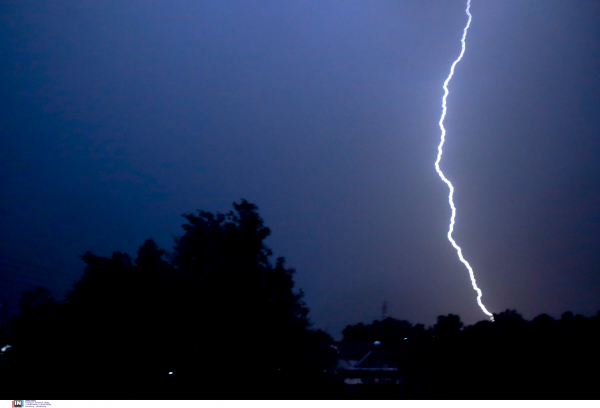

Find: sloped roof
<box><xmin>333</xmin><ymin>341</ymin><xmax>373</xmax><ymax>359</ymax></box>
<box><xmin>333</xmin><ymin>341</ymin><xmax>397</xmax><ymax>368</ymax></box>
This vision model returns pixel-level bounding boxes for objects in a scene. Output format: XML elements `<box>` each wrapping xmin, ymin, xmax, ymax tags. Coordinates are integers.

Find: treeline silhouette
<box><xmin>341</xmin><ymin>311</ymin><xmax>600</xmax><ymax>399</ymax></box>
<box><xmin>1</xmin><ymin>200</ymin><xmax>599</xmax><ymax>399</ymax></box>
<box><xmin>1</xmin><ymin>200</ymin><xmax>338</xmax><ymax>399</ymax></box>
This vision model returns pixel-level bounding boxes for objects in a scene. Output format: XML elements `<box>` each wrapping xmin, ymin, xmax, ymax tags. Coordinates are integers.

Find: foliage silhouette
<box><xmin>3</xmin><ymin>201</ymin><xmax>600</xmax><ymax>398</ymax></box>
<box><xmin>340</xmin><ymin>310</ymin><xmax>600</xmax><ymax>399</ymax></box>
<box><xmin>2</xmin><ymin>200</ymin><xmax>335</xmax><ymax>398</ymax></box>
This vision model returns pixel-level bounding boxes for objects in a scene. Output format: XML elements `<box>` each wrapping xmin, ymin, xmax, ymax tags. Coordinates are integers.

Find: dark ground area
<box><xmin>1</xmin><ymin>201</ymin><xmax>599</xmax><ymax>399</ymax></box>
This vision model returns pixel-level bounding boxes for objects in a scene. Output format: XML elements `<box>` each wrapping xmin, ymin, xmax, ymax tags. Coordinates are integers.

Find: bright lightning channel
<box><xmin>434</xmin><ymin>0</ymin><xmax>494</xmax><ymax>321</ymax></box>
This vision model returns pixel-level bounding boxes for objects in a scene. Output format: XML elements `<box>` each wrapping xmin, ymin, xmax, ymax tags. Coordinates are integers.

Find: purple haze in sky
<box><xmin>1</xmin><ymin>0</ymin><xmax>600</xmax><ymax>337</ymax></box>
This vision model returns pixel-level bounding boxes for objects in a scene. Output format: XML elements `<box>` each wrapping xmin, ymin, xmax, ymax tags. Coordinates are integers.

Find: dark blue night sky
<box><xmin>1</xmin><ymin>0</ymin><xmax>599</xmax><ymax>338</ymax></box>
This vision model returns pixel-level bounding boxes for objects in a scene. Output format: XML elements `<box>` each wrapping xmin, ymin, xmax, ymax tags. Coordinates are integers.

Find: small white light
<box><xmin>168</xmin><ymin>371</ymin><xmax>173</xmax><ymax>375</ymax></box>
<box><xmin>1</xmin><ymin>345</ymin><xmax>11</xmax><ymax>353</ymax></box>
<box><xmin>404</xmin><ymin>338</ymin><xmax>407</xmax><ymax>340</ymax></box>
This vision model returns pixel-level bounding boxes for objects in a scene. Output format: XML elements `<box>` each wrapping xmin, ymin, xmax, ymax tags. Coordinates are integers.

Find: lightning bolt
<box><xmin>434</xmin><ymin>0</ymin><xmax>494</xmax><ymax>321</ymax></box>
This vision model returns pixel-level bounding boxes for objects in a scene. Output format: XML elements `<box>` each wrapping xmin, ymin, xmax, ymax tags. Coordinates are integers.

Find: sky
<box><xmin>1</xmin><ymin>0</ymin><xmax>600</xmax><ymax>338</ymax></box>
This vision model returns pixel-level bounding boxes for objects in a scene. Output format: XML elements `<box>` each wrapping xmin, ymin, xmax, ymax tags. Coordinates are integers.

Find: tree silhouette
<box><xmin>2</xmin><ymin>200</ymin><xmax>331</xmax><ymax>398</ymax></box>
<box><xmin>168</xmin><ymin>199</ymin><xmax>320</xmax><ymax>397</ymax></box>
<box><xmin>4</xmin><ymin>201</ymin><xmax>600</xmax><ymax>398</ymax></box>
